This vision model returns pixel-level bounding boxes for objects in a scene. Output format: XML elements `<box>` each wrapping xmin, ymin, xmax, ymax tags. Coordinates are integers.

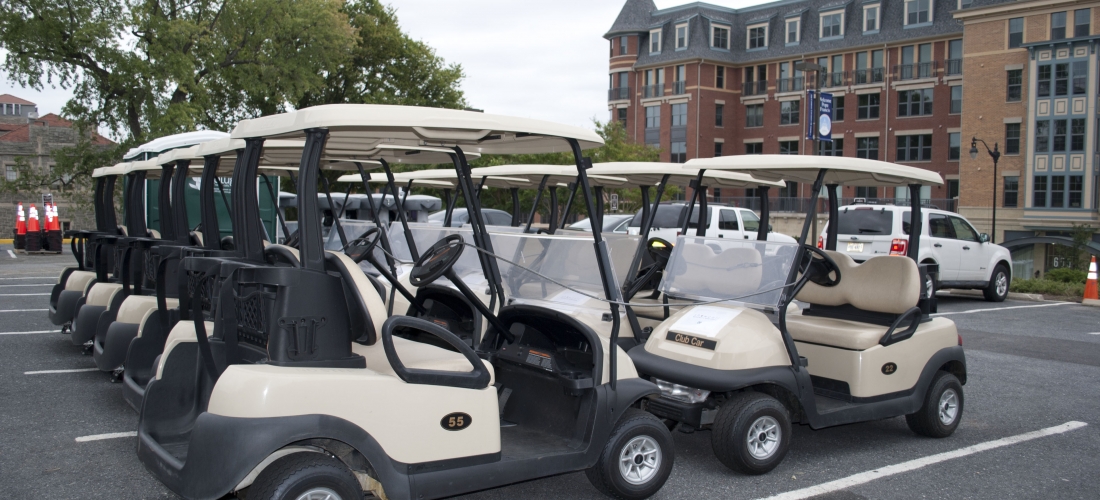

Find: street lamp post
<box><xmin>969</xmin><ymin>137</ymin><xmax>1001</xmax><ymax>243</ymax></box>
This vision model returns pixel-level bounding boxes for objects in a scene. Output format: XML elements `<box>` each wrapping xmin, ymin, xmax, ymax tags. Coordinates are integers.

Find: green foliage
<box><xmin>1010</xmin><ymin>278</ymin><xmax>1085</xmax><ymax>299</ymax></box>
<box><xmin>1069</xmin><ymin>223</ymin><xmax>1095</xmax><ymax>270</ymax></box>
<box><xmin>1045</xmin><ymin>267</ymin><xmax>1087</xmax><ymax>284</ymax></box>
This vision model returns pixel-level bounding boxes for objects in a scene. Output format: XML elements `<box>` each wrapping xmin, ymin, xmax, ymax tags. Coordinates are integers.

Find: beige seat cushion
<box><xmin>353</xmin><ymin>337</ymin><xmax>495</xmax><ymax>386</ymax></box>
<box><xmin>796</xmin><ymin>252</ymin><xmax>920</xmax><ymax>314</ymax></box>
<box><xmin>65</xmin><ymin>271</ymin><xmax>96</xmax><ymax>292</ymax></box>
<box><xmin>786</xmin><ymin>315</ymin><xmax>888</xmax><ymax>351</ymax></box>
<box><xmin>670</xmin><ymin>243</ymin><xmax>763</xmax><ymax>297</ymax></box>
<box><xmin>86</xmin><ymin>283</ymin><xmax>123</xmax><ymax>307</ymax></box>
<box><xmin>116</xmin><ymin>295</ymin><xmax>180</xmax><ymax>324</ymax></box>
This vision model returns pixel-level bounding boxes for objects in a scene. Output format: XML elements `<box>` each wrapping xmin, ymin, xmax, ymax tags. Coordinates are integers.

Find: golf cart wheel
<box><xmin>711</xmin><ymin>392</ymin><xmax>791</xmax><ymax>475</ymax></box>
<box><xmin>586</xmin><ymin>408</ymin><xmax>675</xmax><ymax>499</ymax></box>
<box><xmin>246</xmin><ymin>452</ymin><xmax>363</xmax><ymax>500</ymax></box>
<box><xmin>983</xmin><ymin>265</ymin><xmax>1010</xmax><ymax>302</ymax></box>
<box><xmin>906</xmin><ymin>371</ymin><xmax>964</xmax><ymax>438</ymax></box>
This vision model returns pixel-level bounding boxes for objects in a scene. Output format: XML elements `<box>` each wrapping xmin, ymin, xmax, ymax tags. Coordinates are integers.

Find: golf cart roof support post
<box><xmin>214</xmin><ymin>176</ymin><xmax>233</xmax><ymax>220</ymax></box>
<box><xmin>696</xmin><ymin>182</ymin><xmax>708</xmax><ymax>237</ymax></box>
<box><xmin>236</xmin><ymin>138</ymin><xmax>267</xmax><ymax>263</ymax></box>
<box><xmin>379</xmin><ymin>158</ymin><xmax>419</xmax><ymax>262</ymax></box>
<box><xmin>261</xmin><ymin>174</ymin><xmax>290</xmax><ymax>244</ymax></box>
<box><xmin>509</xmin><ymin>188</ymin><xmax>521</xmax><ymax>226</ymax></box>
<box><xmin>105</xmin><ymin>175</ymin><xmax>119</xmax><ymax>233</ymax></box>
<box><xmin>320</xmin><ymin>175</ymin><xmax>349</xmax><ymax>249</ymax></box>
<box><xmin>128</xmin><ymin>171</ymin><xmax>148</xmax><ymax>236</ymax></box>
<box><xmin>354</xmin><ymin>162</ymin><xmax>401</xmax><ymax>316</ymax></box>
<box><xmin>401</xmin><ymin>180</ymin><xmax>414</xmax><ymax>211</ymax></box>
<box><xmin>476</xmin><ymin>176</ymin><xmax>487</xmax><ymax>200</ymax></box>
<box><xmin>337</xmin><ymin>179</ymin><xmax>354</xmax><ymax>220</ymax></box>
<box><xmin>778</xmin><ymin>168</ymin><xmax>830</xmax><ymax>372</ymax></box>
<box><xmin>757</xmin><ymin>186</ymin><xmax>770</xmax><ymax>241</ymax></box>
<box><xmin>623</xmin><ymin>175</ymin><xmax>670</xmax><ymax>297</ymax></box>
<box><xmin>444</xmin><ymin>188</ymin><xmax>458</xmax><ymax>227</ymax></box>
<box><xmin>199</xmin><ymin>155</ymin><xmax>223</xmax><ymax>250</ymax></box>
<box><xmin>296</xmin><ymin>128</ymin><xmax>329</xmax><ymax>272</ymax></box>
<box><xmin>442</xmin><ymin>188</ymin><xmax>453</xmax><ymax>223</ymax></box>
<box><xmin>680</xmin><ymin>169</ymin><xmax>706</xmax><ymax>235</ymax></box>
<box><xmin>172</xmin><ymin>160</ymin><xmax>192</xmax><ymax>244</ymax></box>
<box><xmin>594</xmin><ymin>186</ymin><xmax>605</xmax><ymax>229</ymax></box>
<box><xmin>640</xmin><ymin>185</ymin><xmax>651</xmax><ymax>234</ymax></box>
<box><xmin>797</xmin><ymin>169</ymin><xmax>828</xmax><ymax>246</ymax></box>
<box><xmin>548</xmin><ymin>186</ymin><xmax>559</xmax><ymax>234</ymax></box>
<box><xmin>524</xmin><ymin>175</ymin><xmax>550</xmax><ymax>233</ymax></box>
<box><xmin>451</xmin><ymin>148</ymin><xmax>506</xmax><ymax>309</ymax></box>
<box><xmin>907</xmin><ymin>183</ymin><xmax>923</xmax><ymax>260</ymax></box>
<box><xmin>559</xmin><ymin>182</ymin><xmax>578</xmax><ymax>228</ymax></box>
<box><xmin>94</xmin><ymin>176</ymin><xmax>107</xmax><ymax>231</ymax></box>
<box><xmin>826</xmin><ymin>183</ymin><xmax>839</xmax><ymax>250</ymax></box>
<box><xmin>568</xmin><ymin>139</ymin><xmax>622</xmax><ymax>389</ymax></box>
<box><xmin>158</xmin><ymin>163</ymin><xmax>176</xmax><ymax>241</ymax></box>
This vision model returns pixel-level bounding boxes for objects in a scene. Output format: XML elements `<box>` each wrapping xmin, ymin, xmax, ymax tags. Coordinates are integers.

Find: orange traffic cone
<box><xmin>25</xmin><ymin>204</ymin><xmax>41</xmax><ymax>252</ymax></box>
<box><xmin>1085</xmin><ymin>256</ymin><xmax>1099</xmax><ymax>306</ymax></box>
<box><xmin>14</xmin><ymin>202</ymin><xmax>26</xmax><ymax>252</ymax></box>
<box><xmin>46</xmin><ymin>203</ymin><xmax>62</xmax><ymax>253</ymax></box>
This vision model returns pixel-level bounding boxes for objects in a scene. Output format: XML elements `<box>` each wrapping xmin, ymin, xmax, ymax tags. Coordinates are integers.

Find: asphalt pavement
<box><xmin>1</xmin><ymin>248</ymin><xmax>1097</xmax><ymax>499</ymax></box>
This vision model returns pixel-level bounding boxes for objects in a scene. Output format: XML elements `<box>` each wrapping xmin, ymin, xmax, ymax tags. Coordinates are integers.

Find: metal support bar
<box><xmin>757</xmin><ymin>186</ymin><xmax>770</xmax><ymax>241</ymax></box>
<box><xmin>826</xmin><ymin>183</ymin><xmax>839</xmax><ymax>250</ymax></box>
<box><xmin>524</xmin><ymin>175</ymin><xmax>549</xmax><ymax>233</ymax></box>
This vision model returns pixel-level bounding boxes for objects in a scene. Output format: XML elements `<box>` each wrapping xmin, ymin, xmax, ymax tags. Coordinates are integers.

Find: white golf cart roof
<box><xmin>154</xmin><ymin>144</ymin><xmax>203</xmax><ymax>165</ymax></box>
<box><xmin>469</xmin><ymin>164</ymin><xmax>629</xmax><ymax>188</ymax></box>
<box><xmin>92</xmin><ymin>163</ymin><xmax>128</xmax><ymax>178</ymax></box>
<box><xmin>685</xmin><ymin>155</ymin><xmax>943</xmax><ymax>187</ymax></box>
<box><xmin>587</xmin><ymin>162</ymin><xmax>786</xmax><ymax>188</ymax></box>
<box><xmin>123</xmin><ymin>130</ymin><xmax>230</xmax><ymax>161</ymax></box>
<box><xmin>121</xmin><ymin>157</ymin><xmax>167</xmax><ymax>175</ymax></box>
<box><xmin>229</xmin><ymin>104</ymin><xmax>604</xmax><ymax>155</ymax></box>
<box><xmin>336</xmin><ymin>168</ymin><xmax>529</xmax><ymax>189</ymax></box>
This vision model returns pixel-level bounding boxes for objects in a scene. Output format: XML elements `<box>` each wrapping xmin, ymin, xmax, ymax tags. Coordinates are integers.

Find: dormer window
<box><xmin>747</xmin><ymin>23</ymin><xmax>768</xmax><ymax>50</ymax></box>
<box><xmin>905</xmin><ymin>0</ymin><xmax>932</xmax><ymax>26</ymax></box>
<box><xmin>649</xmin><ymin>29</ymin><xmax>662</xmax><ymax>53</ymax></box>
<box><xmin>864</xmin><ymin>4</ymin><xmax>880</xmax><ymax>32</ymax></box>
<box><xmin>786</xmin><ymin>18</ymin><xmax>800</xmax><ymax>44</ymax></box>
<box><xmin>712</xmin><ymin>24</ymin><xmax>730</xmax><ymax>49</ymax></box>
<box><xmin>676</xmin><ymin>23</ymin><xmax>688</xmax><ymax>49</ymax></box>
<box><xmin>820</xmin><ymin>11</ymin><xmax>844</xmax><ymax>39</ymax></box>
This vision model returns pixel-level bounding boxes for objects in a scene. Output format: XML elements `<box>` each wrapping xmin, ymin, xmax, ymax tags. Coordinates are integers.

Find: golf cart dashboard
<box><xmin>493</xmin><ymin>320</ymin><xmax>595</xmax><ymax>392</ymax></box>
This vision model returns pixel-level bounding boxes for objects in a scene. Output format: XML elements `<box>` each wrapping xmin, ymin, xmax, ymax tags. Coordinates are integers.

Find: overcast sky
<box><xmin>0</xmin><ymin>0</ymin><xmax>771</xmax><ymax>137</ymax></box>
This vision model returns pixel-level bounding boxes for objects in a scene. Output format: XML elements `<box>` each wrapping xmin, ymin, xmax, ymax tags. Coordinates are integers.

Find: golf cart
<box><xmin>622</xmin><ymin>154</ymin><xmax>964</xmax><ymax>475</ymax></box>
<box><xmin>137</xmin><ymin>104</ymin><xmax>675</xmax><ymax>500</ymax></box>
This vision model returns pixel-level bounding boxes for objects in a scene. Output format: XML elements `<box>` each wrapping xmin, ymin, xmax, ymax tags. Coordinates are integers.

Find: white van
<box><xmin>628</xmin><ymin>203</ymin><xmax>796</xmax><ymax>243</ymax></box>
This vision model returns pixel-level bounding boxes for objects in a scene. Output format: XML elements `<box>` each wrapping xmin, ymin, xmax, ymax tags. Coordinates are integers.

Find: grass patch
<box><xmin>1010</xmin><ymin>278</ymin><xmax>1085</xmax><ymax>300</ymax></box>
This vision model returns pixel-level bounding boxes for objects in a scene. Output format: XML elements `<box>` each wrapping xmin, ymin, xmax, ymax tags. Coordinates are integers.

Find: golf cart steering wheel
<box><xmin>646</xmin><ymin>237</ymin><xmax>673</xmax><ymax>263</ymax></box>
<box><xmin>799</xmin><ymin>244</ymin><xmax>842</xmax><ymax>287</ymax></box>
<box><xmin>343</xmin><ymin>227</ymin><xmax>382</xmax><ymax>264</ymax></box>
<box><xmin>410</xmin><ymin>234</ymin><xmax>465</xmax><ymax>287</ymax></box>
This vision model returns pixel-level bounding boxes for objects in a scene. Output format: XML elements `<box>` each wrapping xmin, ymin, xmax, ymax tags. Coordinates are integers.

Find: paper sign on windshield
<box><xmin>669</xmin><ymin>306</ymin><xmax>742</xmax><ymax>338</ymax></box>
<box><xmin>551</xmin><ymin>289</ymin><xmax>593</xmax><ymax>306</ymax></box>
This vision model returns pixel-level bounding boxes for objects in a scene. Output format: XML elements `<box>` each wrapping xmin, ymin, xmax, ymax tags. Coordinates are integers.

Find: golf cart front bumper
<box><xmin>646</xmin><ymin>395</ymin><xmax>710</xmax><ymax>428</ymax></box>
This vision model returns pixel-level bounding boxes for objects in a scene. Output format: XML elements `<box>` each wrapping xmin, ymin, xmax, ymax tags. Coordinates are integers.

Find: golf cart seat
<box><xmin>323</xmin><ymin>250</ymin><xmax>497</xmax><ymax>384</ymax></box>
<box><xmin>64</xmin><ymin>271</ymin><xmax>97</xmax><ymax>292</ymax></box>
<box><xmin>786</xmin><ymin>252</ymin><xmax>921</xmax><ymax>351</ymax></box>
<box><xmin>672</xmin><ymin>242</ymin><xmax>762</xmax><ymax>297</ymax></box>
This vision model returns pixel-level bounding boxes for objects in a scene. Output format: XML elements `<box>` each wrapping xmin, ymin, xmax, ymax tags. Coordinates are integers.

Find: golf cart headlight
<box><xmin>654</xmin><ymin>378</ymin><xmax>710</xmax><ymax>404</ymax></box>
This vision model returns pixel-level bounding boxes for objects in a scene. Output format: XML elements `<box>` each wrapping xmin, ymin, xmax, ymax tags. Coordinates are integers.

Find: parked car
<box><xmin>428</xmin><ymin>207</ymin><xmax>513</xmax><ymax>227</ymax></box>
<box><xmin>628</xmin><ymin>203</ymin><xmax>796</xmax><ymax>243</ymax></box>
<box><xmin>564</xmin><ymin>214</ymin><xmax>633</xmax><ymax>234</ymax></box>
<box><xmin>820</xmin><ymin>204</ymin><xmax>1013</xmax><ymax>301</ymax></box>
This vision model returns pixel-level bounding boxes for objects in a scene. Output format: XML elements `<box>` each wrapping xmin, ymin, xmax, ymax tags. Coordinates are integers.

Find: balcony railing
<box><xmin>945</xmin><ymin>59</ymin><xmax>962</xmax><ymax>76</ymax></box>
<box><xmin>853</xmin><ymin>67</ymin><xmax>885</xmax><ymax>84</ymax></box>
<box><xmin>742</xmin><ymin>80</ymin><xmax>767</xmax><ymax>96</ymax></box>
<box><xmin>710</xmin><ymin>196</ymin><xmax>959</xmax><ymax>214</ymax></box>
<box><xmin>608</xmin><ymin>87</ymin><xmax>631</xmax><ymax>101</ymax></box>
<box><xmin>777</xmin><ymin>76</ymin><xmax>804</xmax><ymax>93</ymax></box>
<box><xmin>894</xmin><ymin>62</ymin><xmax>937</xmax><ymax>81</ymax></box>
<box><xmin>642</xmin><ymin>84</ymin><xmax>663</xmax><ymax>98</ymax></box>
<box><xmin>672</xmin><ymin>80</ymin><xmax>686</xmax><ymax>95</ymax></box>
<box><xmin>817</xmin><ymin>71</ymin><xmax>847</xmax><ymax>88</ymax></box>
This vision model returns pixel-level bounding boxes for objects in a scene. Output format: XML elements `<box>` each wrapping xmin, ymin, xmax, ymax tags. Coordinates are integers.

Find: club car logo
<box><xmin>666</xmin><ymin>332</ymin><xmax>717</xmax><ymax>350</ymax></box>
<box><xmin>882</xmin><ymin>362</ymin><xmax>898</xmax><ymax>375</ymax></box>
<box><xmin>441</xmin><ymin>412</ymin><xmax>472</xmax><ymax>431</ymax></box>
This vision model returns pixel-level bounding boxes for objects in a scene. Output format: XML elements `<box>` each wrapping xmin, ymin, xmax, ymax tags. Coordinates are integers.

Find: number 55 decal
<box><xmin>441</xmin><ymin>412</ymin><xmax>472</xmax><ymax>431</ymax></box>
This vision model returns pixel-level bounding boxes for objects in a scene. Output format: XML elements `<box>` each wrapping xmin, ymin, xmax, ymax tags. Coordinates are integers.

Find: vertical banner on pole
<box><xmin>818</xmin><ymin>92</ymin><xmax>834</xmax><ymax>142</ymax></box>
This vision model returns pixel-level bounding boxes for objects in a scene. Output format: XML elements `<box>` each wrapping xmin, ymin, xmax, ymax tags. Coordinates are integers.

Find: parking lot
<box><xmin>2</xmin><ymin>249</ymin><xmax>1098</xmax><ymax>499</ymax></box>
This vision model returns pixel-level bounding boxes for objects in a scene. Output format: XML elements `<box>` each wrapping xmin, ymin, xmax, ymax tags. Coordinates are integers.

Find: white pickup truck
<box><xmin>627</xmin><ymin>203</ymin><xmax>796</xmax><ymax>243</ymax></box>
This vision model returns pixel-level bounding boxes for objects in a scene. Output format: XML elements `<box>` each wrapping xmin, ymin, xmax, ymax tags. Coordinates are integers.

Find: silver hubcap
<box><xmin>746</xmin><ymin>416</ymin><xmax>781</xmax><ymax>460</ymax></box>
<box><xmin>938</xmin><ymin>389</ymin><xmax>959</xmax><ymax>425</ymax></box>
<box><xmin>618</xmin><ymin>435</ymin><xmax>662</xmax><ymax>485</ymax></box>
<box><xmin>925</xmin><ymin>276</ymin><xmax>935</xmax><ymax>298</ymax></box>
<box><xmin>295</xmin><ymin>487</ymin><xmax>342</xmax><ymax>500</ymax></box>
<box><xmin>995</xmin><ymin>273</ymin><xmax>1008</xmax><ymax>296</ymax></box>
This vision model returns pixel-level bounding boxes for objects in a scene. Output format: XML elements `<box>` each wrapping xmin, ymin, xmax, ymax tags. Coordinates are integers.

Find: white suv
<box><xmin>820</xmin><ymin>204</ymin><xmax>1013</xmax><ymax>301</ymax></box>
<box><xmin>628</xmin><ymin>203</ymin><xmax>796</xmax><ymax>243</ymax></box>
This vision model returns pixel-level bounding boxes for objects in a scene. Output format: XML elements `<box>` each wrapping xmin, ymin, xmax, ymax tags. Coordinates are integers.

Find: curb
<box><xmin>938</xmin><ymin>289</ymin><xmax>1046</xmax><ymax>302</ymax></box>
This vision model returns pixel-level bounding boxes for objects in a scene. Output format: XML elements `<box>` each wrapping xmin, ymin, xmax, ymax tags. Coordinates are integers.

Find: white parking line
<box><xmin>0</xmin><ymin>309</ymin><xmax>48</xmax><ymax>313</ymax></box>
<box><xmin>75</xmin><ymin>431</ymin><xmax>137</xmax><ymax>443</ymax></box>
<box><xmin>7</xmin><ymin>250</ymin><xmax>15</xmax><ymax>259</ymax></box>
<box><xmin>24</xmin><ymin>368</ymin><xmax>99</xmax><ymax>375</ymax></box>
<box><xmin>0</xmin><ymin>330</ymin><xmax>61</xmax><ymax>335</ymax></box>
<box><xmin>0</xmin><ymin>293</ymin><xmax>51</xmax><ymax>296</ymax></box>
<box><xmin>932</xmin><ymin>302</ymin><xmax>1072</xmax><ymax>316</ymax></box>
<box><xmin>758</xmin><ymin>421</ymin><xmax>1088</xmax><ymax>500</ymax></box>
<box><xmin>0</xmin><ymin>283</ymin><xmax>55</xmax><ymax>287</ymax></box>
<box><xmin>0</xmin><ymin>276</ymin><xmax>57</xmax><ymax>280</ymax></box>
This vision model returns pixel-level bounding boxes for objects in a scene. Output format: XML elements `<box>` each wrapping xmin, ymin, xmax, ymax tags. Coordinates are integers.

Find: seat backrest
<box><xmin>672</xmin><ymin>242</ymin><xmax>762</xmax><ymax>297</ymax></box>
<box><xmin>324</xmin><ymin>251</ymin><xmax>388</xmax><ymax>345</ymax></box>
<box><xmin>796</xmin><ymin>251</ymin><xmax>919</xmax><ymax>315</ymax></box>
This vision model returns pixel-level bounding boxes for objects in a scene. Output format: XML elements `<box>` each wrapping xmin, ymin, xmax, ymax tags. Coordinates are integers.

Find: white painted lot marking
<box><xmin>0</xmin><ymin>276</ymin><xmax>57</xmax><ymax>280</ymax></box>
<box><xmin>75</xmin><ymin>431</ymin><xmax>137</xmax><ymax>443</ymax></box>
<box><xmin>24</xmin><ymin>368</ymin><xmax>99</xmax><ymax>375</ymax></box>
<box><xmin>7</xmin><ymin>250</ymin><xmax>15</xmax><ymax>258</ymax></box>
<box><xmin>0</xmin><ymin>330</ymin><xmax>61</xmax><ymax>335</ymax></box>
<box><xmin>0</xmin><ymin>293</ymin><xmax>51</xmax><ymax>296</ymax></box>
<box><xmin>932</xmin><ymin>302</ymin><xmax>1072</xmax><ymax>316</ymax></box>
<box><xmin>758</xmin><ymin>421</ymin><xmax>1088</xmax><ymax>500</ymax></box>
<box><xmin>0</xmin><ymin>283</ymin><xmax>56</xmax><ymax>287</ymax></box>
<box><xmin>1089</xmin><ymin>332</ymin><xmax>1100</xmax><ymax>336</ymax></box>
<box><xmin>0</xmin><ymin>309</ymin><xmax>48</xmax><ymax>313</ymax></box>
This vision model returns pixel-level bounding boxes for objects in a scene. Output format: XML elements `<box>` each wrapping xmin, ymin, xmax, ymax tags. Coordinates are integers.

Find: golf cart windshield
<box><xmin>658</xmin><ymin>236</ymin><xmax>800</xmax><ymax>309</ymax></box>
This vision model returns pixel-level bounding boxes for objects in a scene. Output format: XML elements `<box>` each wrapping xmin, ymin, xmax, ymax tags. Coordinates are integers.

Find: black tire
<box><xmin>906</xmin><ymin>371</ymin><xmax>964</xmax><ymax>438</ymax></box>
<box><xmin>711</xmin><ymin>392</ymin><xmax>791</xmax><ymax>475</ymax></box>
<box><xmin>586</xmin><ymin>408</ymin><xmax>675</xmax><ymax>499</ymax></box>
<box><xmin>983</xmin><ymin>264</ymin><xmax>1010</xmax><ymax>302</ymax></box>
<box><xmin>247</xmin><ymin>452</ymin><xmax>363</xmax><ymax>500</ymax></box>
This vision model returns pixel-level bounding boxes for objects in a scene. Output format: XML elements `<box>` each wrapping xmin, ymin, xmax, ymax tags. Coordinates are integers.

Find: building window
<box><xmin>712</xmin><ymin>24</ymin><xmax>729</xmax><ymax>49</ymax></box>
<box><xmin>716</xmin><ymin>66</ymin><xmax>725</xmax><ymax>89</ymax></box>
<box><xmin>1008</xmin><ymin>18</ymin><xmax>1024</xmax><ymax>48</ymax></box>
<box><xmin>835</xmin><ymin>96</ymin><xmax>845</xmax><ymax>121</ymax></box>
<box><xmin>864</xmin><ymin>4</ymin><xmax>880</xmax><ymax>32</ymax></box>
<box><xmin>746</xmin><ymin>104</ymin><xmax>764</xmax><ymax>127</ymax></box>
<box><xmin>715</xmin><ymin>104</ymin><xmax>724</xmax><ymax>127</ymax></box>
<box><xmin>1007</xmin><ymin>69</ymin><xmax>1022</xmax><ymax>101</ymax></box>
<box><xmin>820</xmin><ymin>12</ymin><xmax>843</xmax><ymax>38</ymax></box>
<box><xmin>1004</xmin><ymin>176</ymin><xmax>1019</xmax><ymax>207</ymax></box>
<box><xmin>748</xmin><ymin>24</ymin><xmax>767</xmax><ymax>49</ymax></box>
<box><xmin>780</xmin><ymin>100</ymin><xmax>800</xmax><ymax>125</ymax></box>
<box><xmin>896</xmin><ymin>134</ymin><xmax>933</xmax><ymax>162</ymax></box>
<box><xmin>779</xmin><ymin>141</ymin><xmax>799</xmax><ymax>154</ymax></box>
<box><xmin>1076</xmin><ymin>9</ymin><xmax>1091</xmax><ymax>37</ymax></box>
<box><xmin>1035</xmin><ymin>120</ymin><xmax>1050</xmax><ymax>152</ymax></box>
<box><xmin>617</xmin><ymin>108</ymin><xmax>627</xmax><ymax>129</ymax></box>
<box><xmin>1051</xmin><ymin>175</ymin><xmax>1066</xmax><ymax>207</ymax></box>
<box><xmin>714</xmin><ymin>142</ymin><xmax>723</xmax><ymax>157</ymax></box>
<box><xmin>1034</xmin><ymin>176</ymin><xmax>1048</xmax><ymax>207</ymax></box>
<box><xmin>1055</xmin><ymin>63</ymin><xmax>1069</xmax><ymax>96</ymax></box>
<box><xmin>856</xmin><ymin>137</ymin><xmax>879</xmax><ymax>159</ymax></box>
<box><xmin>1070</xmin><ymin>175</ymin><xmax>1084</xmax><ymax>207</ymax></box>
<box><xmin>1071</xmin><ymin>118</ymin><xmax>1086</xmax><ymax>151</ymax></box>
<box><xmin>1037</xmin><ymin>65</ymin><xmax>1051</xmax><ymax>97</ymax></box>
<box><xmin>1053</xmin><ymin>119</ymin><xmax>1068</xmax><ymax>151</ymax></box>
<box><xmin>619</xmin><ymin>36</ymin><xmax>628</xmax><ymax>55</ymax></box>
<box><xmin>645</xmin><ymin>106</ymin><xmax>660</xmax><ymax>148</ymax></box>
<box><xmin>818</xmin><ymin>138</ymin><xmax>844</xmax><ymax>156</ymax></box>
<box><xmin>898</xmin><ymin>89</ymin><xmax>933</xmax><ymax>117</ymax></box>
<box><xmin>856</xmin><ymin>187</ymin><xmax>878</xmax><ymax>199</ymax></box>
<box><xmin>905</xmin><ymin>0</ymin><xmax>931</xmax><ymax>26</ymax></box>
<box><xmin>949</xmin><ymin>132</ymin><xmax>961</xmax><ymax>160</ymax></box>
<box><xmin>950</xmin><ymin>86</ymin><xmax>962</xmax><ymax>114</ymax></box>
<box><xmin>745</xmin><ymin>142</ymin><xmax>763</xmax><ymax>154</ymax></box>
<box><xmin>1052</xmin><ymin>12</ymin><xmax>1067</xmax><ymax>40</ymax></box>
<box><xmin>947</xmin><ymin>179</ymin><xmax>959</xmax><ymax>198</ymax></box>
<box><xmin>671</xmin><ymin>141</ymin><xmax>687</xmax><ymax>163</ymax></box>
<box><xmin>1073</xmin><ymin>61</ymin><xmax>1088</xmax><ymax>95</ymax></box>
<box><xmin>673</xmin><ymin>64</ymin><xmax>686</xmax><ymax>94</ymax></box>
<box><xmin>786</xmin><ymin>18</ymin><xmax>800</xmax><ymax>44</ymax></box>
<box><xmin>959</xmin><ymin>0</ymin><xmax>972</xmax><ymax>8</ymax></box>
<box><xmin>4</xmin><ymin>165</ymin><xmax>17</xmax><ymax>181</ymax></box>
<box><xmin>649</xmin><ymin>29</ymin><xmax>662</xmax><ymax>53</ymax></box>
<box><xmin>676</xmin><ymin>23</ymin><xmax>688</xmax><ymax>49</ymax></box>
<box><xmin>1005</xmin><ymin>123</ymin><xmax>1021</xmax><ymax>154</ymax></box>
<box><xmin>857</xmin><ymin>93</ymin><xmax>880</xmax><ymax>119</ymax></box>
<box><xmin>671</xmin><ymin>103</ymin><xmax>688</xmax><ymax>127</ymax></box>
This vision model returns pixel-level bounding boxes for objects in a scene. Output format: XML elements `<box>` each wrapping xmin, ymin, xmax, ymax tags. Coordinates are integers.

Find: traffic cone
<box><xmin>25</xmin><ymin>204</ymin><xmax>41</xmax><ymax>252</ymax></box>
<box><xmin>14</xmin><ymin>202</ymin><xmax>26</xmax><ymax>252</ymax></box>
<box><xmin>1084</xmin><ymin>256</ymin><xmax>1099</xmax><ymax>306</ymax></box>
<box><xmin>46</xmin><ymin>203</ymin><xmax>62</xmax><ymax>253</ymax></box>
